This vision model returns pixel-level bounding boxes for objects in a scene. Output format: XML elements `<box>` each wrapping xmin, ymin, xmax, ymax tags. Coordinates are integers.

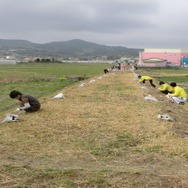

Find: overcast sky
<box><xmin>0</xmin><ymin>0</ymin><xmax>188</xmax><ymax>49</ymax></box>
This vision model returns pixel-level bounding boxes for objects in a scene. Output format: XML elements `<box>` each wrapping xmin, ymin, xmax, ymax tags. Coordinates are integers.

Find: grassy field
<box><xmin>0</xmin><ymin>64</ymin><xmax>188</xmax><ymax>187</ymax></box>
<box><xmin>0</xmin><ymin>63</ymin><xmax>108</xmax><ymax>112</ymax></box>
<box><xmin>136</xmin><ymin>67</ymin><xmax>188</xmax><ymax>82</ymax></box>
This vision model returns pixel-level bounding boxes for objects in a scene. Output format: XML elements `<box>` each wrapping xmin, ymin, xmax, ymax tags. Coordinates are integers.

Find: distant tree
<box><xmin>35</xmin><ymin>58</ymin><xmax>40</xmax><ymax>62</ymax></box>
<box><xmin>46</xmin><ymin>59</ymin><xmax>51</xmax><ymax>62</ymax></box>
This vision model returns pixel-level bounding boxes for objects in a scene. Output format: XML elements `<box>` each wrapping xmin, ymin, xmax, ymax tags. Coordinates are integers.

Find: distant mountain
<box><xmin>0</xmin><ymin>39</ymin><xmax>143</xmax><ymax>59</ymax></box>
<box><xmin>0</xmin><ymin>39</ymin><xmax>39</xmax><ymax>48</ymax></box>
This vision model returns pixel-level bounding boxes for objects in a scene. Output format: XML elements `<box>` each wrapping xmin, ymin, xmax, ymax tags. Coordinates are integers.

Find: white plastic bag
<box><xmin>157</xmin><ymin>114</ymin><xmax>174</xmax><ymax>121</ymax></box>
<box><xmin>1</xmin><ymin>114</ymin><xmax>19</xmax><ymax>124</ymax></box>
<box><xmin>89</xmin><ymin>79</ymin><xmax>96</xmax><ymax>83</ymax></box>
<box><xmin>144</xmin><ymin>94</ymin><xmax>159</xmax><ymax>102</ymax></box>
<box><xmin>52</xmin><ymin>93</ymin><xmax>64</xmax><ymax>99</ymax></box>
<box><xmin>79</xmin><ymin>83</ymin><xmax>86</xmax><ymax>87</ymax></box>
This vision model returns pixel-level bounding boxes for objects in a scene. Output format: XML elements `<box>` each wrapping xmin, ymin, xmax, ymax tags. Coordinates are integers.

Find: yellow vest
<box><xmin>139</xmin><ymin>76</ymin><xmax>153</xmax><ymax>82</ymax></box>
<box><xmin>170</xmin><ymin>86</ymin><xmax>187</xmax><ymax>98</ymax></box>
<box><xmin>159</xmin><ymin>83</ymin><xmax>174</xmax><ymax>92</ymax></box>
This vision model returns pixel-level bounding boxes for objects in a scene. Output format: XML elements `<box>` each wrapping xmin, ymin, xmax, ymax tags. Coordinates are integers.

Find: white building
<box><xmin>0</xmin><ymin>58</ymin><xmax>17</xmax><ymax>64</ymax></box>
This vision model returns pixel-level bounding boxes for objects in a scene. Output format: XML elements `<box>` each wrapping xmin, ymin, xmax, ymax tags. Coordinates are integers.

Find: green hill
<box><xmin>0</xmin><ymin>39</ymin><xmax>143</xmax><ymax>58</ymax></box>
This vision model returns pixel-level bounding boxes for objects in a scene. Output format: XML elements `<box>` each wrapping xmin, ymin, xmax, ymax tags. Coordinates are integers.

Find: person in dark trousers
<box><xmin>9</xmin><ymin>90</ymin><xmax>41</xmax><ymax>113</ymax></box>
<box><xmin>138</xmin><ymin>75</ymin><xmax>156</xmax><ymax>88</ymax></box>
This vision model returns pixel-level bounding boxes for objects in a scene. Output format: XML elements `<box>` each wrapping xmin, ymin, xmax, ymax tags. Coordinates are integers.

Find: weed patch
<box><xmin>91</xmin><ymin>133</ymin><xmax>140</xmax><ymax>156</ymax></box>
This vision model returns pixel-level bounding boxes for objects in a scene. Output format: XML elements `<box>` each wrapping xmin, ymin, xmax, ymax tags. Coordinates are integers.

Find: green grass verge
<box><xmin>0</xmin><ymin>63</ymin><xmax>108</xmax><ymax>112</ymax></box>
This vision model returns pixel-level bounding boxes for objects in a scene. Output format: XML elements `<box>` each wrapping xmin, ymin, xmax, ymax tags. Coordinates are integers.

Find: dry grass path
<box><xmin>0</xmin><ymin>68</ymin><xmax>188</xmax><ymax>187</ymax></box>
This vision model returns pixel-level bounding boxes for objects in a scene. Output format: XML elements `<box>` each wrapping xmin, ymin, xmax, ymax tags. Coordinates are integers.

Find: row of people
<box><xmin>104</xmin><ymin>62</ymin><xmax>126</xmax><ymax>74</ymax></box>
<box><xmin>138</xmin><ymin>75</ymin><xmax>187</xmax><ymax>105</ymax></box>
<box><xmin>159</xmin><ymin>81</ymin><xmax>187</xmax><ymax>105</ymax></box>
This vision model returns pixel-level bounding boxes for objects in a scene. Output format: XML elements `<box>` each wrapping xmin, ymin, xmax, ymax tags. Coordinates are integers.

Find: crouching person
<box><xmin>104</xmin><ymin>69</ymin><xmax>109</xmax><ymax>74</ymax></box>
<box><xmin>167</xmin><ymin>82</ymin><xmax>187</xmax><ymax>105</ymax></box>
<box><xmin>158</xmin><ymin>81</ymin><xmax>174</xmax><ymax>94</ymax></box>
<box><xmin>9</xmin><ymin>90</ymin><xmax>41</xmax><ymax>113</ymax></box>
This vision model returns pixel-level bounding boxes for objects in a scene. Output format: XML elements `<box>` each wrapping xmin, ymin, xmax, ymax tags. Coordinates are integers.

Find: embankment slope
<box><xmin>0</xmin><ymin>69</ymin><xmax>188</xmax><ymax>187</ymax></box>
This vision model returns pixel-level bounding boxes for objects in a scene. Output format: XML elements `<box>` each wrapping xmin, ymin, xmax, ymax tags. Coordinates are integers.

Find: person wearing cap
<box><xmin>9</xmin><ymin>90</ymin><xmax>41</xmax><ymax>112</ymax></box>
<box><xmin>138</xmin><ymin>75</ymin><xmax>156</xmax><ymax>88</ymax></box>
<box><xmin>158</xmin><ymin>81</ymin><xmax>174</xmax><ymax>94</ymax></box>
<box><xmin>167</xmin><ymin>82</ymin><xmax>187</xmax><ymax>104</ymax></box>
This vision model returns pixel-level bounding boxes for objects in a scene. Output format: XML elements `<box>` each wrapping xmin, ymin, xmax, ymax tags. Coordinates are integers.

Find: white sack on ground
<box><xmin>157</xmin><ymin>114</ymin><xmax>174</xmax><ymax>121</ymax></box>
<box><xmin>1</xmin><ymin>114</ymin><xmax>19</xmax><ymax>124</ymax></box>
<box><xmin>79</xmin><ymin>83</ymin><xmax>86</xmax><ymax>87</ymax></box>
<box><xmin>97</xmin><ymin>76</ymin><xmax>102</xmax><ymax>79</ymax></box>
<box><xmin>89</xmin><ymin>79</ymin><xmax>96</xmax><ymax>83</ymax></box>
<box><xmin>52</xmin><ymin>93</ymin><xmax>64</xmax><ymax>99</ymax></box>
<box><xmin>144</xmin><ymin>94</ymin><xmax>159</xmax><ymax>102</ymax></box>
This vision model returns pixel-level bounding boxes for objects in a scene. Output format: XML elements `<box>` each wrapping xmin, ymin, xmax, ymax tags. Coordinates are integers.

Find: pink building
<box><xmin>138</xmin><ymin>49</ymin><xmax>188</xmax><ymax>67</ymax></box>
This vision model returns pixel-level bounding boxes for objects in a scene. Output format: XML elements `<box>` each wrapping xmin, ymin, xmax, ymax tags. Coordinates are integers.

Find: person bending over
<box><xmin>158</xmin><ymin>81</ymin><xmax>174</xmax><ymax>94</ymax></box>
<box><xmin>138</xmin><ymin>75</ymin><xmax>156</xmax><ymax>88</ymax></box>
<box><xmin>9</xmin><ymin>90</ymin><xmax>41</xmax><ymax>113</ymax></box>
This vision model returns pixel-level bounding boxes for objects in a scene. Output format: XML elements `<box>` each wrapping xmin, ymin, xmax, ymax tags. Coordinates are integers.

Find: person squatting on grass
<box><xmin>138</xmin><ymin>75</ymin><xmax>156</xmax><ymax>88</ymax></box>
<box><xmin>9</xmin><ymin>90</ymin><xmax>41</xmax><ymax>113</ymax></box>
<box><xmin>166</xmin><ymin>82</ymin><xmax>187</xmax><ymax>105</ymax></box>
<box><xmin>104</xmin><ymin>68</ymin><xmax>109</xmax><ymax>74</ymax></box>
<box><xmin>158</xmin><ymin>81</ymin><xmax>174</xmax><ymax>94</ymax></box>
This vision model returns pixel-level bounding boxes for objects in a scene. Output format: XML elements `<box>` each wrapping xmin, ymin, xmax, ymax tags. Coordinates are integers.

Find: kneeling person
<box><xmin>9</xmin><ymin>90</ymin><xmax>41</xmax><ymax>112</ymax></box>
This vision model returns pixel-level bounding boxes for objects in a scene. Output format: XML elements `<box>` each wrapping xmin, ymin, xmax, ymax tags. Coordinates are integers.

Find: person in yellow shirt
<box><xmin>138</xmin><ymin>75</ymin><xmax>156</xmax><ymax>88</ymax></box>
<box><xmin>167</xmin><ymin>82</ymin><xmax>187</xmax><ymax>105</ymax></box>
<box><xmin>158</xmin><ymin>81</ymin><xmax>174</xmax><ymax>94</ymax></box>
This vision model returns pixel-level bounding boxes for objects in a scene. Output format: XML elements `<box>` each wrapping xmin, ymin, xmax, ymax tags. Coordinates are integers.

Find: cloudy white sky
<box><xmin>0</xmin><ymin>0</ymin><xmax>188</xmax><ymax>49</ymax></box>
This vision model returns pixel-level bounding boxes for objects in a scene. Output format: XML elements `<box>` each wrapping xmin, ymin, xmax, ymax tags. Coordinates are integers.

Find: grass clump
<box><xmin>91</xmin><ymin>132</ymin><xmax>140</xmax><ymax>156</ymax></box>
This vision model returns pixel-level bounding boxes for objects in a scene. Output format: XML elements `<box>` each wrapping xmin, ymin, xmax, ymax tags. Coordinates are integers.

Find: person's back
<box><xmin>163</xmin><ymin>83</ymin><xmax>174</xmax><ymax>93</ymax></box>
<box><xmin>21</xmin><ymin>94</ymin><xmax>41</xmax><ymax>112</ymax></box>
<box><xmin>142</xmin><ymin>76</ymin><xmax>152</xmax><ymax>81</ymax></box>
<box><xmin>138</xmin><ymin>76</ymin><xmax>152</xmax><ymax>82</ymax></box>
<box><xmin>171</xmin><ymin>86</ymin><xmax>187</xmax><ymax>98</ymax></box>
<box><xmin>138</xmin><ymin>75</ymin><xmax>156</xmax><ymax>88</ymax></box>
<box><xmin>158</xmin><ymin>81</ymin><xmax>174</xmax><ymax>94</ymax></box>
<box><xmin>168</xmin><ymin>82</ymin><xmax>187</xmax><ymax>104</ymax></box>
